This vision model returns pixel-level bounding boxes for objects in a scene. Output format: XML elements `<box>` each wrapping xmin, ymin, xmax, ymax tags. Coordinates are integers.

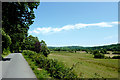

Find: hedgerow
<box><xmin>22</xmin><ymin>50</ymin><xmax>77</xmax><ymax>79</ymax></box>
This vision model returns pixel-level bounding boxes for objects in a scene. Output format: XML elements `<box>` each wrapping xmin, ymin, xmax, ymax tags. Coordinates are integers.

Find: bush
<box><xmin>36</xmin><ymin>56</ymin><xmax>77</xmax><ymax>79</ymax></box>
<box><xmin>2</xmin><ymin>29</ymin><xmax>12</xmax><ymax>52</ymax></box>
<box><xmin>100</xmin><ymin>50</ymin><xmax>107</xmax><ymax>54</ymax></box>
<box><xmin>2</xmin><ymin>47</ymin><xmax>11</xmax><ymax>56</ymax></box>
<box><xmin>23</xmin><ymin>50</ymin><xmax>37</xmax><ymax>58</ymax></box>
<box><xmin>23</xmin><ymin>54</ymin><xmax>50</xmax><ymax>79</ymax></box>
<box><xmin>93</xmin><ymin>50</ymin><xmax>99</xmax><ymax>55</ymax></box>
<box><xmin>40</xmin><ymin>40</ymin><xmax>50</xmax><ymax>57</ymax></box>
<box><xmin>22</xmin><ymin>50</ymin><xmax>77</xmax><ymax>79</ymax></box>
<box><xmin>94</xmin><ymin>53</ymin><xmax>104</xmax><ymax>58</ymax></box>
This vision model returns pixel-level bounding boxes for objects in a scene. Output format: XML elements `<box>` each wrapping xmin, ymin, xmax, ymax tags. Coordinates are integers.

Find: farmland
<box><xmin>48</xmin><ymin>51</ymin><xmax>118</xmax><ymax>78</ymax></box>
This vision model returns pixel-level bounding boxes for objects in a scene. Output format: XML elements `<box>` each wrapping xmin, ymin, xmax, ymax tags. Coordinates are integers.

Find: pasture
<box><xmin>48</xmin><ymin>51</ymin><xmax>118</xmax><ymax>78</ymax></box>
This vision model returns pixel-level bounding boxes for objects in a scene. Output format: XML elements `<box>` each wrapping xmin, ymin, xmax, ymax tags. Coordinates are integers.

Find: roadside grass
<box><xmin>48</xmin><ymin>51</ymin><xmax>118</xmax><ymax>78</ymax></box>
<box><xmin>22</xmin><ymin>54</ymin><xmax>51</xmax><ymax>79</ymax></box>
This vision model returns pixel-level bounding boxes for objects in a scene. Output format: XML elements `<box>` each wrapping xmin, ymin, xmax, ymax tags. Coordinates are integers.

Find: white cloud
<box><xmin>29</xmin><ymin>21</ymin><xmax>118</xmax><ymax>34</ymax></box>
<box><xmin>88</xmin><ymin>22</ymin><xmax>113</xmax><ymax>27</ymax></box>
<box><xmin>111</xmin><ymin>21</ymin><xmax>120</xmax><ymax>24</ymax></box>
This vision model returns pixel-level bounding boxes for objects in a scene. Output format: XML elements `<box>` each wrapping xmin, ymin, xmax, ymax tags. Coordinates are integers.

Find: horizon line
<box><xmin>47</xmin><ymin>43</ymin><xmax>119</xmax><ymax>47</ymax></box>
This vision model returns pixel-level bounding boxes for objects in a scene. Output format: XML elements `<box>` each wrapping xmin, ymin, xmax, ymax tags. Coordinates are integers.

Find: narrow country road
<box><xmin>0</xmin><ymin>53</ymin><xmax>37</xmax><ymax>79</ymax></box>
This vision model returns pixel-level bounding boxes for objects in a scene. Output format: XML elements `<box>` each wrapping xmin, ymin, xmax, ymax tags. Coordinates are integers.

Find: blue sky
<box><xmin>28</xmin><ymin>2</ymin><xmax>118</xmax><ymax>47</ymax></box>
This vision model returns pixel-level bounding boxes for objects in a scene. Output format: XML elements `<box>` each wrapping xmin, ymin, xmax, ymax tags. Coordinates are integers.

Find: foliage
<box><xmin>22</xmin><ymin>35</ymin><xmax>39</xmax><ymax>51</ymax></box>
<box><xmin>100</xmin><ymin>49</ymin><xmax>107</xmax><ymax>54</ymax></box>
<box><xmin>49</xmin><ymin>44</ymin><xmax>120</xmax><ymax>51</ymax></box>
<box><xmin>2</xmin><ymin>29</ymin><xmax>12</xmax><ymax>52</ymax></box>
<box><xmin>22</xmin><ymin>50</ymin><xmax>37</xmax><ymax>59</ymax></box>
<box><xmin>22</xmin><ymin>50</ymin><xmax>77</xmax><ymax>79</ymax></box>
<box><xmin>93</xmin><ymin>50</ymin><xmax>104</xmax><ymax>58</ymax></box>
<box><xmin>94</xmin><ymin>53</ymin><xmax>104</xmax><ymax>58</ymax></box>
<box><xmin>92</xmin><ymin>50</ymin><xmax>99</xmax><ymax>55</ymax></box>
<box><xmin>22</xmin><ymin>52</ymin><xmax>50</xmax><ymax>79</ymax></box>
<box><xmin>2</xmin><ymin>47</ymin><xmax>11</xmax><ymax>57</ymax></box>
<box><xmin>22</xmin><ymin>36</ymin><xmax>50</xmax><ymax>57</ymax></box>
<box><xmin>40</xmin><ymin>40</ymin><xmax>50</xmax><ymax>57</ymax></box>
<box><xmin>34</xmin><ymin>41</ymin><xmax>41</xmax><ymax>53</ymax></box>
<box><xmin>2</xmin><ymin>2</ymin><xmax>40</xmax><ymax>52</ymax></box>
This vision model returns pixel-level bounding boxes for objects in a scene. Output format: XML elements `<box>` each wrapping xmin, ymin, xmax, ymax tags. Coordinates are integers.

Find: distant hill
<box><xmin>48</xmin><ymin>43</ymin><xmax>120</xmax><ymax>51</ymax></box>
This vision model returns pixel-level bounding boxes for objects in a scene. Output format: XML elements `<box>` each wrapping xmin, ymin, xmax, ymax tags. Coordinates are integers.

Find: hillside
<box><xmin>48</xmin><ymin>43</ymin><xmax>120</xmax><ymax>51</ymax></box>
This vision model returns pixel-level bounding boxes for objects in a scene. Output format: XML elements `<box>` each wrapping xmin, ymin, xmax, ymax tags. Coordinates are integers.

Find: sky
<box><xmin>28</xmin><ymin>2</ymin><xmax>118</xmax><ymax>47</ymax></box>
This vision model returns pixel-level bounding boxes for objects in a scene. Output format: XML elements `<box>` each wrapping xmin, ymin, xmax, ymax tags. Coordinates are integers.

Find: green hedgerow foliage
<box><xmin>93</xmin><ymin>50</ymin><xmax>104</xmax><ymax>58</ymax></box>
<box><xmin>2</xmin><ymin>29</ymin><xmax>12</xmax><ymax>52</ymax></box>
<box><xmin>2</xmin><ymin>47</ymin><xmax>11</xmax><ymax>56</ymax></box>
<box><xmin>22</xmin><ymin>50</ymin><xmax>77</xmax><ymax>79</ymax></box>
<box><xmin>94</xmin><ymin>53</ymin><xmax>104</xmax><ymax>58</ymax></box>
<box><xmin>40</xmin><ymin>40</ymin><xmax>50</xmax><ymax>57</ymax></box>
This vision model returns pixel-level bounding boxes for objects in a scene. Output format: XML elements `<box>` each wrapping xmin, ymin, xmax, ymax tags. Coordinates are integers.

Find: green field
<box><xmin>48</xmin><ymin>51</ymin><xmax>118</xmax><ymax>78</ymax></box>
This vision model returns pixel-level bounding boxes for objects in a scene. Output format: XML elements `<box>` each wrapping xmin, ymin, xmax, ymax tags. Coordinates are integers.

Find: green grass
<box><xmin>48</xmin><ymin>51</ymin><xmax>118</xmax><ymax>78</ymax></box>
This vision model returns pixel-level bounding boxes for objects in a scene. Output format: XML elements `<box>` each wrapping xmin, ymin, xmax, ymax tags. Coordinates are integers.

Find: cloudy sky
<box><xmin>28</xmin><ymin>2</ymin><xmax>118</xmax><ymax>47</ymax></box>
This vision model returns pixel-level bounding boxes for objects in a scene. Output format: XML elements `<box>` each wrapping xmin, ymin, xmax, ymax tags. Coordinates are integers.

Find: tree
<box><xmin>34</xmin><ymin>41</ymin><xmax>41</xmax><ymax>53</ymax></box>
<box><xmin>22</xmin><ymin>35</ymin><xmax>39</xmax><ymax>51</ymax></box>
<box><xmin>93</xmin><ymin>50</ymin><xmax>99</xmax><ymax>55</ymax></box>
<box><xmin>100</xmin><ymin>49</ymin><xmax>107</xmax><ymax>54</ymax></box>
<box><xmin>2</xmin><ymin>2</ymin><xmax>40</xmax><ymax>52</ymax></box>
<box><xmin>94</xmin><ymin>53</ymin><xmax>104</xmax><ymax>58</ymax></box>
<box><xmin>93</xmin><ymin>50</ymin><xmax>104</xmax><ymax>58</ymax></box>
<box><xmin>40</xmin><ymin>40</ymin><xmax>50</xmax><ymax>57</ymax></box>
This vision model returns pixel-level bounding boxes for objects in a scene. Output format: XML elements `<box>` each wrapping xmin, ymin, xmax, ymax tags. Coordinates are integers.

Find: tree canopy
<box><xmin>2</xmin><ymin>2</ymin><xmax>40</xmax><ymax>52</ymax></box>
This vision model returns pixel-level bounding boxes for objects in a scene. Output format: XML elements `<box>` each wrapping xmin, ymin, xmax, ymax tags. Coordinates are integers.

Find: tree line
<box><xmin>49</xmin><ymin>44</ymin><xmax>120</xmax><ymax>59</ymax></box>
<box><xmin>49</xmin><ymin>44</ymin><xmax>120</xmax><ymax>52</ymax></box>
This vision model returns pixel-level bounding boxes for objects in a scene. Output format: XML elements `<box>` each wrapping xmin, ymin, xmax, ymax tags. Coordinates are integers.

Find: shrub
<box><xmin>35</xmin><ymin>55</ymin><xmax>77</xmax><ymax>79</ymax></box>
<box><xmin>92</xmin><ymin>50</ymin><xmax>105</xmax><ymax>58</ymax></box>
<box><xmin>23</xmin><ymin>50</ymin><xmax>37</xmax><ymax>58</ymax></box>
<box><xmin>40</xmin><ymin>40</ymin><xmax>50</xmax><ymax>57</ymax></box>
<box><xmin>2</xmin><ymin>47</ymin><xmax>11</xmax><ymax>56</ymax></box>
<box><xmin>94</xmin><ymin>53</ymin><xmax>104</xmax><ymax>58</ymax></box>
<box><xmin>93</xmin><ymin>50</ymin><xmax>99</xmax><ymax>55</ymax></box>
<box><xmin>22</xmin><ymin>50</ymin><xmax>77</xmax><ymax>79</ymax></box>
<box><xmin>100</xmin><ymin>50</ymin><xmax>107</xmax><ymax>54</ymax></box>
<box><xmin>2</xmin><ymin>29</ymin><xmax>12</xmax><ymax>52</ymax></box>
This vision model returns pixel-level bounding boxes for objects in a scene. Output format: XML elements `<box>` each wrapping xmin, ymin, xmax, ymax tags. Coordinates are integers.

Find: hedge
<box><xmin>22</xmin><ymin>50</ymin><xmax>77</xmax><ymax>79</ymax></box>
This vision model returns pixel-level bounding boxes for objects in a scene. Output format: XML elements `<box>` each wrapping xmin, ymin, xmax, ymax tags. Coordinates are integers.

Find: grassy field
<box><xmin>48</xmin><ymin>51</ymin><xmax>118</xmax><ymax>78</ymax></box>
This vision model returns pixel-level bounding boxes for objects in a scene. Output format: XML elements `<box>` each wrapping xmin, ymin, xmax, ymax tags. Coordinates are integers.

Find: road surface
<box><xmin>0</xmin><ymin>53</ymin><xmax>37</xmax><ymax>79</ymax></box>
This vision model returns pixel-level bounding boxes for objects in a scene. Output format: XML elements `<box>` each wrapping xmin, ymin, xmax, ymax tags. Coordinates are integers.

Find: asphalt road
<box><xmin>0</xmin><ymin>53</ymin><xmax>37</xmax><ymax>79</ymax></box>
